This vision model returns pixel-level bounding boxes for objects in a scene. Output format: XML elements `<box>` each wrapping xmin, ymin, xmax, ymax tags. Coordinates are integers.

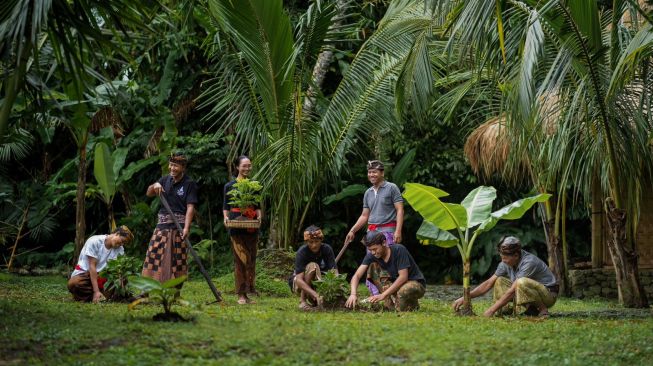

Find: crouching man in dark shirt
<box><xmin>345</xmin><ymin>230</ymin><xmax>426</xmax><ymax>311</ymax></box>
<box><xmin>288</xmin><ymin>225</ymin><xmax>337</xmax><ymax>311</ymax></box>
<box><xmin>452</xmin><ymin>236</ymin><xmax>558</xmax><ymax>317</ymax></box>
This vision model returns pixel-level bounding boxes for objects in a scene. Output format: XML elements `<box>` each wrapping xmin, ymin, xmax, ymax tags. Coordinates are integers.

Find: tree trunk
<box><xmin>457</xmin><ymin>259</ymin><xmax>474</xmax><ymax>316</ymax></box>
<box><xmin>544</xmin><ymin>219</ymin><xmax>565</xmax><ymax>295</ymax></box>
<box><xmin>604</xmin><ymin>198</ymin><xmax>648</xmax><ymax>308</ymax></box>
<box><xmin>302</xmin><ymin>0</ymin><xmax>347</xmax><ymax>116</ymax></box>
<box><xmin>0</xmin><ymin>40</ymin><xmax>30</xmax><ymax>143</ymax></box>
<box><xmin>74</xmin><ymin>137</ymin><xmax>89</xmax><ymax>263</ymax></box>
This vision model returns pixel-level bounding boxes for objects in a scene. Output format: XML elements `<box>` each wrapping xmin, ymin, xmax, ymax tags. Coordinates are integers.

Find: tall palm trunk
<box><xmin>74</xmin><ymin>134</ymin><xmax>89</xmax><ymax>262</ymax></box>
<box><xmin>605</xmin><ymin>198</ymin><xmax>648</xmax><ymax>307</ymax></box>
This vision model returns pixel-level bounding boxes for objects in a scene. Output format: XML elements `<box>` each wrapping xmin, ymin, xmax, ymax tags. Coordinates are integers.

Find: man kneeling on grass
<box><xmin>452</xmin><ymin>236</ymin><xmax>558</xmax><ymax>317</ymax></box>
<box><xmin>288</xmin><ymin>225</ymin><xmax>337</xmax><ymax>311</ymax></box>
<box><xmin>67</xmin><ymin>226</ymin><xmax>134</xmax><ymax>303</ymax></box>
<box><xmin>345</xmin><ymin>230</ymin><xmax>426</xmax><ymax>311</ymax></box>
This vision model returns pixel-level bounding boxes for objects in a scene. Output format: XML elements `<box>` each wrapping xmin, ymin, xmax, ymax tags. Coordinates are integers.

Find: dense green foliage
<box><xmin>2</xmin><ymin>275</ymin><xmax>653</xmax><ymax>364</ymax></box>
<box><xmin>99</xmin><ymin>255</ymin><xmax>142</xmax><ymax>300</ymax></box>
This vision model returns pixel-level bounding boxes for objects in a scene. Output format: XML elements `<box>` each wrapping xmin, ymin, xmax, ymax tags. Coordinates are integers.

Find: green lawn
<box><xmin>1</xmin><ymin>274</ymin><xmax>652</xmax><ymax>365</ymax></box>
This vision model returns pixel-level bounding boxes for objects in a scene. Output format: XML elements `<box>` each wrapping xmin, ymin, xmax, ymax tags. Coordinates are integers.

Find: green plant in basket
<box><xmin>314</xmin><ymin>270</ymin><xmax>348</xmax><ymax>308</ymax></box>
<box><xmin>228</xmin><ymin>178</ymin><xmax>262</xmax><ymax>218</ymax></box>
<box><xmin>99</xmin><ymin>255</ymin><xmax>142</xmax><ymax>300</ymax></box>
<box><xmin>127</xmin><ymin>275</ymin><xmax>192</xmax><ymax>321</ymax></box>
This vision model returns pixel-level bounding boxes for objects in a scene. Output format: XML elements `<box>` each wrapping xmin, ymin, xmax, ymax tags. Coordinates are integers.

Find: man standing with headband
<box><xmin>452</xmin><ymin>236</ymin><xmax>558</xmax><ymax>317</ymax></box>
<box><xmin>345</xmin><ymin>160</ymin><xmax>404</xmax><ymax>295</ymax></box>
<box><xmin>142</xmin><ymin>152</ymin><xmax>198</xmax><ymax>283</ymax></box>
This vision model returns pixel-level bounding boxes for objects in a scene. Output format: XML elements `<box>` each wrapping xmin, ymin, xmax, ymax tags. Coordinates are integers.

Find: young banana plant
<box><xmin>403</xmin><ymin>183</ymin><xmax>550</xmax><ymax>315</ymax></box>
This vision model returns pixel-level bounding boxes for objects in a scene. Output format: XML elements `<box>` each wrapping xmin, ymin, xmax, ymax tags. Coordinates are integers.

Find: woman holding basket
<box><xmin>223</xmin><ymin>155</ymin><xmax>262</xmax><ymax>305</ymax></box>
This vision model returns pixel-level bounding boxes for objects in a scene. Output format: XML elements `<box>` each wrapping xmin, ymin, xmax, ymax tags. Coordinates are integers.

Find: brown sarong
<box><xmin>142</xmin><ymin>227</ymin><xmax>188</xmax><ymax>283</ymax></box>
<box><xmin>67</xmin><ymin>272</ymin><xmax>108</xmax><ymax>302</ymax></box>
<box><xmin>230</xmin><ymin>233</ymin><xmax>258</xmax><ymax>295</ymax></box>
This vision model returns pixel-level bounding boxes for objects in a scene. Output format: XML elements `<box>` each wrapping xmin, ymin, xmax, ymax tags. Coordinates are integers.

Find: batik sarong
<box><xmin>142</xmin><ymin>225</ymin><xmax>188</xmax><ymax>283</ymax></box>
<box><xmin>230</xmin><ymin>233</ymin><xmax>258</xmax><ymax>295</ymax></box>
<box><xmin>366</xmin><ymin>226</ymin><xmax>395</xmax><ymax>295</ymax></box>
<box><xmin>367</xmin><ymin>262</ymin><xmax>425</xmax><ymax>311</ymax></box>
<box><xmin>493</xmin><ymin>276</ymin><xmax>557</xmax><ymax>315</ymax></box>
<box><xmin>67</xmin><ymin>272</ymin><xmax>108</xmax><ymax>302</ymax></box>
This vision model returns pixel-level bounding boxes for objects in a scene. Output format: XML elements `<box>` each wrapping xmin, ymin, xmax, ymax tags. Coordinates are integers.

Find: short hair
<box><xmin>367</xmin><ymin>160</ymin><xmax>384</xmax><ymax>171</ymax></box>
<box><xmin>112</xmin><ymin>225</ymin><xmax>134</xmax><ymax>244</ymax></box>
<box><xmin>363</xmin><ymin>230</ymin><xmax>386</xmax><ymax>247</ymax></box>
<box><xmin>169</xmin><ymin>152</ymin><xmax>188</xmax><ymax>166</ymax></box>
<box><xmin>497</xmin><ymin>236</ymin><xmax>521</xmax><ymax>256</ymax></box>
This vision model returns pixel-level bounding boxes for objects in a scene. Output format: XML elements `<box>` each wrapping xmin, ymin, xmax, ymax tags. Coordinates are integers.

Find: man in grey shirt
<box><xmin>345</xmin><ymin>160</ymin><xmax>404</xmax><ymax>245</ymax></box>
<box><xmin>345</xmin><ymin>160</ymin><xmax>404</xmax><ymax>296</ymax></box>
<box><xmin>452</xmin><ymin>236</ymin><xmax>559</xmax><ymax>317</ymax></box>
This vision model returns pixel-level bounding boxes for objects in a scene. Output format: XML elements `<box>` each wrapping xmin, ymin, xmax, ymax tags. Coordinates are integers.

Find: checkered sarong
<box><xmin>142</xmin><ymin>227</ymin><xmax>188</xmax><ymax>283</ymax></box>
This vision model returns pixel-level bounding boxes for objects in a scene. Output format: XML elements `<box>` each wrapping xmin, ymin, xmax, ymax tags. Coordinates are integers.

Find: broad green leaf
<box><xmin>416</xmin><ymin>220</ymin><xmax>459</xmax><ymax>248</ymax></box>
<box><xmin>391</xmin><ymin>148</ymin><xmax>416</xmax><ymax>187</ymax></box>
<box><xmin>478</xmin><ymin>193</ymin><xmax>551</xmax><ymax>232</ymax></box>
<box><xmin>323</xmin><ymin>184</ymin><xmax>368</xmax><ymax>205</ymax></box>
<box><xmin>127</xmin><ymin>275</ymin><xmax>162</xmax><ymax>292</ymax></box>
<box><xmin>112</xmin><ymin>147</ymin><xmax>129</xmax><ymax>178</ymax></box>
<box><xmin>94</xmin><ymin>142</ymin><xmax>116</xmax><ymax>203</ymax></box>
<box><xmin>461</xmin><ymin>186</ymin><xmax>496</xmax><ymax>227</ymax></box>
<box><xmin>403</xmin><ymin>183</ymin><xmax>466</xmax><ymax>230</ymax></box>
<box><xmin>116</xmin><ymin>157</ymin><xmax>157</xmax><ymax>187</ymax></box>
<box><xmin>162</xmin><ymin>275</ymin><xmax>187</xmax><ymax>289</ymax></box>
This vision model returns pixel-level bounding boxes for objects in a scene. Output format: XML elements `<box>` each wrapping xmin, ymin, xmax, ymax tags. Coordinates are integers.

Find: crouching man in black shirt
<box><xmin>345</xmin><ymin>230</ymin><xmax>426</xmax><ymax>311</ymax></box>
<box><xmin>288</xmin><ymin>225</ymin><xmax>337</xmax><ymax>311</ymax></box>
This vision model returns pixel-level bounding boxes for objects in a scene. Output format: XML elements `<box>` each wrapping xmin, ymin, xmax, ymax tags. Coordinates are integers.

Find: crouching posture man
<box><xmin>288</xmin><ymin>225</ymin><xmax>337</xmax><ymax>311</ymax></box>
<box><xmin>345</xmin><ymin>230</ymin><xmax>426</xmax><ymax>311</ymax></box>
<box><xmin>67</xmin><ymin>226</ymin><xmax>134</xmax><ymax>303</ymax></box>
<box><xmin>452</xmin><ymin>236</ymin><xmax>558</xmax><ymax>317</ymax></box>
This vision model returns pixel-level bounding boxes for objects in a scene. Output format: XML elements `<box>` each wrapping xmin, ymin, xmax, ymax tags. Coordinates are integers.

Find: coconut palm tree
<box><xmin>200</xmin><ymin>0</ymin><xmax>432</xmax><ymax>247</ymax></box>
<box><xmin>441</xmin><ymin>0</ymin><xmax>653</xmax><ymax>307</ymax></box>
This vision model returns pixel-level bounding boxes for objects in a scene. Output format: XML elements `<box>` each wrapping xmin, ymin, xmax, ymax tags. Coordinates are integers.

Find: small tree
<box><xmin>403</xmin><ymin>183</ymin><xmax>549</xmax><ymax>315</ymax></box>
<box><xmin>128</xmin><ymin>275</ymin><xmax>191</xmax><ymax>321</ymax></box>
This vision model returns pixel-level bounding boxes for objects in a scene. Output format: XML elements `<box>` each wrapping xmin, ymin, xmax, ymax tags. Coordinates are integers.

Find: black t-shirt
<box><xmin>362</xmin><ymin>244</ymin><xmax>425</xmax><ymax>285</ymax></box>
<box><xmin>294</xmin><ymin>243</ymin><xmax>337</xmax><ymax>274</ymax></box>
<box><xmin>157</xmin><ymin>175</ymin><xmax>198</xmax><ymax>215</ymax></box>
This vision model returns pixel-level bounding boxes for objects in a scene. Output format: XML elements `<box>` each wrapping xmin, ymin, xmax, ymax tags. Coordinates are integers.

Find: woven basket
<box><xmin>225</xmin><ymin>219</ymin><xmax>261</xmax><ymax>229</ymax></box>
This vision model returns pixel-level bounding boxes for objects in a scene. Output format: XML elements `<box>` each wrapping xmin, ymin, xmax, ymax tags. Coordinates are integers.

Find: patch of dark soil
<box><xmin>152</xmin><ymin>312</ymin><xmax>192</xmax><ymax>322</ymax></box>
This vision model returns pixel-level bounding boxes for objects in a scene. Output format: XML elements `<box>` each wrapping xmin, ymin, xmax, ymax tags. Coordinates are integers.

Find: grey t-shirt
<box><xmin>363</xmin><ymin>181</ymin><xmax>403</xmax><ymax>225</ymax></box>
<box><xmin>494</xmin><ymin>250</ymin><xmax>557</xmax><ymax>287</ymax></box>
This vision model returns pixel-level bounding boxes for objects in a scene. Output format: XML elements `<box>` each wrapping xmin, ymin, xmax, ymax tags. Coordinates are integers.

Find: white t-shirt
<box><xmin>71</xmin><ymin>235</ymin><xmax>124</xmax><ymax>277</ymax></box>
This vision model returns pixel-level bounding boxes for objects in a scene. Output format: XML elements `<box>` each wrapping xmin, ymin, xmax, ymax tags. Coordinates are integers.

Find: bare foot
<box><xmin>237</xmin><ymin>296</ymin><xmax>248</xmax><ymax>305</ymax></box>
<box><xmin>299</xmin><ymin>302</ymin><xmax>313</xmax><ymax>311</ymax></box>
<box><xmin>537</xmin><ymin>305</ymin><xmax>549</xmax><ymax>318</ymax></box>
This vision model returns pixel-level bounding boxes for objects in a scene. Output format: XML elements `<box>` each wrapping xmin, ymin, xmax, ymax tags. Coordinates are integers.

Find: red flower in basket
<box><xmin>243</xmin><ymin>207</ymin><xmax>257</xmax><ymax>219</ymax></box>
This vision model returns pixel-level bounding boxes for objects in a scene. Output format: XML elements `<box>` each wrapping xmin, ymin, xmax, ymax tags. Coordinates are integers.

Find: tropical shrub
<box><xmin>227</xmin><ymin>178</ymin><xmax>262</xmax><ymax>215</ymax></box>
<box><xmin>403</xmin><ymin>183</ymin><xmax>549</xmax><ymax>315</ymax></box>
<box><xmin>99</xmin><ymin>255</ymin><xmax>142</xmax><ymax>300</ymax></box>
<box><xmin>128</xmin><ymin>275</ymin><xmax>190</xmax><ymax>321</ymax></box>
<box><xmin>314</xmin><ymin>270</ymin><xmax>348</xmax><ymax>308</ymax></box>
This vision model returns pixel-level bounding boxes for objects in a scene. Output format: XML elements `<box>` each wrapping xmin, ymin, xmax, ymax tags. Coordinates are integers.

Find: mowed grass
<box><xmin>1</xmin><ymin>273</ymin><xmax>652</xmax><ymax>365</ymax></box>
